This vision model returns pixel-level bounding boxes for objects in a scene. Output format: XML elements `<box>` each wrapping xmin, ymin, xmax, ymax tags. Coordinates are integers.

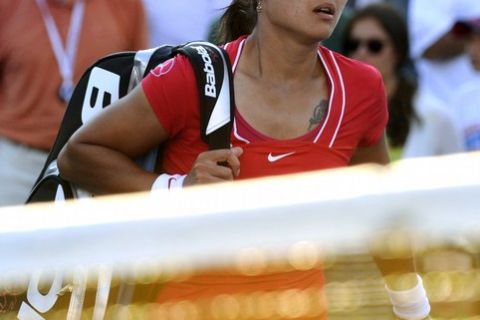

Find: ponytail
<box><xmin>216</xmin><ymin>0</ymin><xmax>258</xmax><ymax>44</ymax></box>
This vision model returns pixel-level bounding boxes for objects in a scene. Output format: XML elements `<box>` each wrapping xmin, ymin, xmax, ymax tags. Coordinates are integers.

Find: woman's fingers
<box><xmin>184</xmin><ymin>147</ymin><xmax>243</xmax><ymax>186</ymax></box>
<box><xmin>223</xmin><ymin>147</ymin><xmax>243</xmax><ymax>177</ymax></box>
<box><xmin>192</xmin><ymin>161</ymin><xmax>235</xmax><ymax>181</ymax></box>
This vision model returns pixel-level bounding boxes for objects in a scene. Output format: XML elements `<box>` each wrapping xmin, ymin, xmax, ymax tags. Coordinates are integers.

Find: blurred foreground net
<box><xmin>1</xmin><ymin>153</ymin><xmax>480</xmax><ymax>319</ymax></box>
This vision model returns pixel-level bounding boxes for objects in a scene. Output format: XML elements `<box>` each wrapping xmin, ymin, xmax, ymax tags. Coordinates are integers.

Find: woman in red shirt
<box><xmin>58</xmin><ymin>0</ymin><xmax>388</xmax><ymax>193</ymax></box>
<box><xmin>58</xmin><ymin>0</ymin><xmax>429</xmax><ymax>319</ymax></box>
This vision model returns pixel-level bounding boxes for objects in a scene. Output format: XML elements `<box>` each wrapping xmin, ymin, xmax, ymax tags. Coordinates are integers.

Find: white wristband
<box><xmin>385</xmin><ymin>274</ymin><xmax>431</xmax><ymax>320</ymax></box>
<box><xmin>151</xmin><ymin>174</ymin><xmax>186</xmax><ymax>191</ymax></box>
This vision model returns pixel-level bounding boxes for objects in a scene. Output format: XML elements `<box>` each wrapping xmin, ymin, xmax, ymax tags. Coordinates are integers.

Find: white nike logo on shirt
<box><xmin>267</xmin><ymin>152</ymin><xmax>296</xmax><ymax>163</ymax></box>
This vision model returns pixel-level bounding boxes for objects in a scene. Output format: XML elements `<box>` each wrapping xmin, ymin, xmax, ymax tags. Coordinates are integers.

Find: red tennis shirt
<box><xmin>142</xmin><ymin>36</ymin><xmax>388</xmax><ymax>180</ymax></box>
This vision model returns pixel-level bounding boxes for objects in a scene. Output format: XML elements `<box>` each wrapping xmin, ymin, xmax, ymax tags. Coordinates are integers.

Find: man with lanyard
<box><xmin>0</xmin><ymin>0</ymin><xmax>148</xmax><ymax>206</ymax></box>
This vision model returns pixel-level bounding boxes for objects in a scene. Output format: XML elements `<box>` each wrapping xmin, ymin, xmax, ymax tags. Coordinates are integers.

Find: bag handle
<box><xmin>177</xmin><ymin>42</ymin><xmax>235</xmax><ymax>150</ymax></box>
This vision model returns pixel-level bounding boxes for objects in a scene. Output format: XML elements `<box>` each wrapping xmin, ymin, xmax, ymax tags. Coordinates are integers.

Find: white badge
<box><xmin>35</xmin><ymin>0</ymin><xmax>85</xmax><ymax>103</ymax></box>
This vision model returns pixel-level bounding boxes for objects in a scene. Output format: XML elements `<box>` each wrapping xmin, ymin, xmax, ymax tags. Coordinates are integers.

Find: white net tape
<box><xmin>1</xmin><ymin>152</ymin><xmax>480</xmax><ymax>319</ymax></box>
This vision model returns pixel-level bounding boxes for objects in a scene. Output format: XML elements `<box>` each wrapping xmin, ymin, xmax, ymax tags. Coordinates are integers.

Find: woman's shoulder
<box><xmin>148</xmin><ymin>53</ymin><xmax>195</xmax><ymax>82</ymax></box>
<box><xmin>223</xmin><ymin>35</ymin><xmax>248</xmax><ymax>64</ymax></box>
<box><xmin>142</xmin><ymin>53</ymin><xmax>198</xmax><ymax>109</ymax></box>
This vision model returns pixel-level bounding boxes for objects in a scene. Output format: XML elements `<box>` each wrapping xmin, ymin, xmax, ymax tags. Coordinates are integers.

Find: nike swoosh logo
<box><xmin>268</xmin><ymin>152</ymin><xmax>296</xmax><ymax>163</ymax></box>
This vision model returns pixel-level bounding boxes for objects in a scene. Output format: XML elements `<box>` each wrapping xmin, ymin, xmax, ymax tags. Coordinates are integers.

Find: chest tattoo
<box><xmin>308</xmin><ymin>99</ymin><xmax>329</xmax><ymax>131</ymax></box>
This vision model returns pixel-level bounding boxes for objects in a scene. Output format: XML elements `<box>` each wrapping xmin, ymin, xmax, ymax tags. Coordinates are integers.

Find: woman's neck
<box><xmin>243</xmin><ymin>28</ymin><xmax>323</xmax><ymax>88</ymax></box>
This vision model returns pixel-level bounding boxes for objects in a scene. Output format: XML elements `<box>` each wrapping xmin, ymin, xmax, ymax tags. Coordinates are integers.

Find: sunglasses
<box><xmin>345</xmin><ymin>38</ymin><xmax>387</xmax><ymax>55</ymax></box>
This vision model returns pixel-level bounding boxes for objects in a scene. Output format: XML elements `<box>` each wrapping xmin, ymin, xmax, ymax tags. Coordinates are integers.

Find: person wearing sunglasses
<box><xmin>340</xmin><ymin>3</ymin><xmax>416</xmax><ymax>160</ymax></box>
<box><xmin>341</xmin><ymin>3</ymin><xmax>464</xmax><ymax>159</ymax></box>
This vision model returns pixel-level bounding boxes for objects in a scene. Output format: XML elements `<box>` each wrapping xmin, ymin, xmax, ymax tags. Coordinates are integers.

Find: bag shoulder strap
<box><xmin>176</xmin><ymin>42</ymin><xmax>235</xmax><ymax>150</ymax></box>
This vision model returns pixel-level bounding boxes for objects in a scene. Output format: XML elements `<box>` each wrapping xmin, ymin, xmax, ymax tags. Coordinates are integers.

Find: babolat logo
<box><xmin>192</xmin><ymin>46</ymin><xmax>217</xmax><ymax>98</ymax></box>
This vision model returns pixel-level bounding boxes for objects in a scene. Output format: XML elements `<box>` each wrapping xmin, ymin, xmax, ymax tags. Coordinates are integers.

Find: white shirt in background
<box><xmin>402</xmin><ymin>93</ymin><xmax>464</xmax><ymax>158</ymax></box>
<box><xmin>142</xmin><ymin>0</ymin><xmax>232</xmax><ymax>47</ymax></box>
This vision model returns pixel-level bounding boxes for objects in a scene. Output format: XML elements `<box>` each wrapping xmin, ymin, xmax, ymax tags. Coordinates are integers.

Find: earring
<box><xmin>256</xmin><ymin>0</ymin><xmax>263</xmax><ymax>13</ymax></box>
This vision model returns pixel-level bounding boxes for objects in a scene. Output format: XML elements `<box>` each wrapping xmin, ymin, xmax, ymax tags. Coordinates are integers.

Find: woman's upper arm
<box><xmin>349</xmin><ymin>71</ymin><xmax>390</xmax><ymax>166</ymax></box>
<box><xmin>69</xmin><ymin>85</ymin><xmax>168</xmax><ymax>158</ymax></box>
<box><xmin>350</xmin><ymin>133</ymin><xmax>390</xmax><ymax>166</ymax></box>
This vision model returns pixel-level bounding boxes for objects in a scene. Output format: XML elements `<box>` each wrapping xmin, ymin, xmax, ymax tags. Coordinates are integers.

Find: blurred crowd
<box><xmin>342</xmin><ymin>0</ymin><xmax>480</xmax><ymax>160</ymax></box>
<box><xmin>0</xmin><ymin>0</ymin><xmax>479</xmax><ymax>207</ymax></box>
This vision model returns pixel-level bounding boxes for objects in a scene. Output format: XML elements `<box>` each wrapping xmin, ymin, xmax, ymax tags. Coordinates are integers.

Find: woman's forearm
<box><xmin>58</xmin><ymin>141</ymin><xmax>157</xmax><ymax>196</ymax></box>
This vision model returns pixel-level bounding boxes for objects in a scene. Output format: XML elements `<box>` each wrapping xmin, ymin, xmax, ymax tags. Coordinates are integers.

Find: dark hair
<box><xmin>387</xmin><ymin>75</ymin><xmax>417</xmax><ymax>147</ymax></box>
<box><xmin>341</xmin><ymin>4</ymin><xmax>417</xmax><ymax>147</ymax></box>
<box><xmin>217</xmin><ymin>0</ymin><xmax>258</xmax><ymax>44</ymax></box>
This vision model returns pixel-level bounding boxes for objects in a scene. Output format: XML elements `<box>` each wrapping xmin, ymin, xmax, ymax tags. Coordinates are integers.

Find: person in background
<box><xmin>341</xmin><ymin>4</ymin><xmax>416</xmax><ymax>160</ymax></box>
<box><xmin>415</xmin><ymin>21</ymin><xmax>480</xmax><ymax>320</ymax></box>
<box><xmin>407</xmin><ymin>0</ymin><xmax>480</xmax><ymax>156</ymax></box>
<box><xmin>402</xmin><ymin>0</ymin><xmax>480</xmax><ymax>157</ymax></box>
<box><xmin>142</xmin><ymin>0</ymin><xmax>231</xmax><ymax>46</ymax></box>
<box><xmin>408</xmin><ymin>0</ymin><xmax>480</xmax><ymax>117</ymax></box>
<box><xmin>324</xmin><ymin>0</ymin><xmax>410</xmax><ymax>73</ymax></box>
<box><xmin>0</xmin><ymin>0</ymin><xmax>148</xmax><ymax>207</ymax></box>
<box><xmin>342</xmin><ymin>3</ymin><xmax>464</xmax><ymax>159</ymax></box>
